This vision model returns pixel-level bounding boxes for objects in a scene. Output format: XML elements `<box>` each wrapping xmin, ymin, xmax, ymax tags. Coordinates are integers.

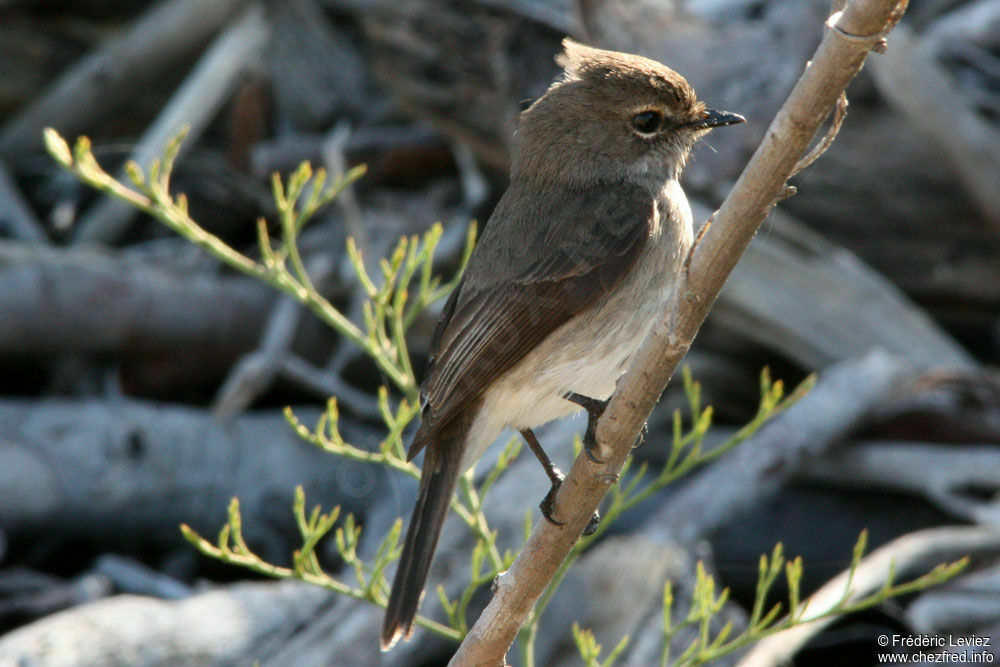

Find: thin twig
<box><xmin>279</xmin><ymin>355</ymin><xmax>382</xmax><ymax>419</ymax></box>
<box><xmin>213</xmin><ymin>255</ymin><xmax>336</xmax><ymax>419</ymax></box>
<box><xmin>322</xmin><ymin>122</ymin><xmax>374</xmax><ymax>381</ymax></box>
<box><xmin>789</xmin><ymin>91</ymin><xmax>849</xmax><ymax>178</ymax></box>
<box><xmin>322</xmin><ymin>122</ymin><xmax>369</xmax><ymax>260</ymax></box>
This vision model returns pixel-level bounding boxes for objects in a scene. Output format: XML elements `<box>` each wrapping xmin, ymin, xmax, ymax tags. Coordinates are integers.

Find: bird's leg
<box><xmin>564</xmin><ymin>391</ymin><xmax>648</xmax><ymax>463</ymax></box>
<box><xmin>519</xmin><ymin>428</ymin><xmax>600</xmax><ymax>536</ymax></box>
<box><xmin>518</xmin><ymin>427</ymin><xmax>563</xmax><ymax>518</ymax></box>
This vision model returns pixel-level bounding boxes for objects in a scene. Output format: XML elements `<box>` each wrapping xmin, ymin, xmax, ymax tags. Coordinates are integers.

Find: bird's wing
<box><xmin>408</xmin><ymin>181</ymin><xmax>654</xmax><ymax>459</ymax></box>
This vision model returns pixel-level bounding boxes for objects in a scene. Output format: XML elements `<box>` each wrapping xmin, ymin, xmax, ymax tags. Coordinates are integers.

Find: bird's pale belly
<box><xmin>461</xmin><ymin>188</ymin><xmax>691</xmax><ymax>469</ymax></box>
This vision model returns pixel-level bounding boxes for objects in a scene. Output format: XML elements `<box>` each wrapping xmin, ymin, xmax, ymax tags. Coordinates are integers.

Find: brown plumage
<box><xmin>381</xmin><ymin>38</ymin><xmax>743</xmax><ymax>650</ymax></box>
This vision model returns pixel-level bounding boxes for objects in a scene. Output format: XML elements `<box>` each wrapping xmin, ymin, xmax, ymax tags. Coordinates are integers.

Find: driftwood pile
<box><xmin>1</xmin><ymin>0</ymin><xmax>999</xmax><ymax>664</ymax></box>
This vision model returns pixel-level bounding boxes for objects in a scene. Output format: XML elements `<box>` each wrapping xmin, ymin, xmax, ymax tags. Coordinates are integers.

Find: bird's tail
<box><xmin>381</xmin><ymin>425</ymin><xmax>465</xmax><ymax>650</ymax></box>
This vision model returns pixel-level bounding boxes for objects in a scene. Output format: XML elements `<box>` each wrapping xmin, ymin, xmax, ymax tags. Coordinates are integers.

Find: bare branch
<box><xmin>655</xmin><ymin>350</ymin><xmax>908</xmax><ymax>545</ymax></box>
<box><xmin>453</xmin><ymin>1</ymin><xmax>911</xmax><ymax>663</ymax></box>
<box><xmin>213</xmin><ymin>254</ymin><xmax>336</xmax><ymax>419</ymax></box>
<box><xmin>0</xmin><ymin>239</ymin><xmax>273</xmax><ymax>359</ymax></box>
<box><xmin>73</xmin><ymin>6</ymin><xmax>271</xmax><ymax>244</ymax></box>
<box><xmin>789</xmin><ymin>91</ymin><xmax>848</xmax><ymax>178</ymax></box>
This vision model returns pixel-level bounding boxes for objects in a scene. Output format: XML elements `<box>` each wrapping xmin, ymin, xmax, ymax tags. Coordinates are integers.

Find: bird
<box><xmin>381</xmin><ymin>37</ymin><xmax>744</xmax><ymax>650</ymax></box>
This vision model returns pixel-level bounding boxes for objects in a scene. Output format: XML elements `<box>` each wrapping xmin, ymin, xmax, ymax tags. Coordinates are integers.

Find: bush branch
<box><xmin>740</xmin><ymin>526</ymin><xmax>1000</xmax><ymax>666</ymax></box>
<box><xmin>452</xmin><ymin>0</ymin><xmax>909</xmax><ymax>663</ymax></box>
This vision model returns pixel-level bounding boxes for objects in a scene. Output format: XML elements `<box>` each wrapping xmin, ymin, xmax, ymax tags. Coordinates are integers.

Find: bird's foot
<box><xmin>564</xmin><ymin>392</ymin><xmax>648</xmax><ymax>459</ymax></box>
<box><xmin>563</xmin><ymin>392</ymin><xmax>609</xmax><ymax>463</ymax></box>
<box><xmin>540</xmin><ymin>479</ymin><xmax>600</xmax><ymax>535</ymax></box>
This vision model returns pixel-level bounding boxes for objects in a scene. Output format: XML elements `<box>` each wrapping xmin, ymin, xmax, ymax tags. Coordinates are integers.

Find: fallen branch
<box><xmin>213</xmin><ymin>253</ymin><xmax>337</xmax><ymax>419</ymax></box>
<box><xmin>74</xmin><ymin>6</ymin><xmax>271</xmax><ymax>243</ymax></box>
<box><xmin>801</xmin><ymin>440</ymin><xmax>1000</xmax><ymax>524</ymax></box>
<box><xmin>655</xmin><ymin>350</ymin><xmax>908</xmax><ymax>545</ymax></box>
<box><xmin>738</xmin><ymin>526</ymin><xmax>1000</xmax><ymax>666</ymax></box>
<box><xmin>869</xmin><ymin>25</ymin><xmax>1000</xmax><ymax>232</ymax></box>
<box><xmin>0</xmin><ymin>0</ymin><xmax>252</xmax><ymax>160</ymax></box>
<box><xmin>700</xmin><ymin>202</ymin><xmax>973</xmax><ymax>369</ymax></box>
<box><xmin>452</xmin><ymin>1</ymin><xmax>910</xmax><ymax>663</ymax></box>
<box><xmin>0</xmin><ymin>398</ymin><xmax>384</xmax><ymax>563</ymax></box>
<box><xmin>0</xmin><ymin>240</ymin><xmax>274</xmax><ymax>359</ymax></box>
<box><xmin>0</xmin><ymin>580</ymin><xmax>329</xmax><ymax>665</ymax></box>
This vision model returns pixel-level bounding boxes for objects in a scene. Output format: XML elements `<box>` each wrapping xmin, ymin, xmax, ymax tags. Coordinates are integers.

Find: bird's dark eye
<box><xmin>631</xmin><ymin>110</ymin><xmax>662</xmax><ymax>134</ymax></box>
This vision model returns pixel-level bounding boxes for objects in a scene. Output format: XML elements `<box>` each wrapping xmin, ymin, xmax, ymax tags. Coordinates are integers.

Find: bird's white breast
<box><xmin>461</xmin><ymin>179</ymin><xmax>694</xmax><ymax>469</ymax></box>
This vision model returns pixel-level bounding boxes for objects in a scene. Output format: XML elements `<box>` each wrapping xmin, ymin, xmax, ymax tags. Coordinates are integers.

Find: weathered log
<box><xmin>0</xmin><ymin>398</ymin><xmax>388</xmax><ymax>564</ymax></box>
<box><xmin>802</xmin><ymin>440</ymin><xmax>1000</xmax><ymax>524</ymax></box>
<box><xmin>0</xmin><ymin>241</ymin><xmax>276</xmax><ymax>394</ymax></box>
<box><xmin>868</xmin><ymin>368</ymin><xmax>1000</xmax><ymax>442</ymax></box>
<box><xmin>701</xmin><ymin>203</ymin><xmax>974</xmax><ymax>369</ymax></box>
<box><xmin>0</xmin><ymin>580</ymin><xmax>330</xmax><ymax>666</ymax></box>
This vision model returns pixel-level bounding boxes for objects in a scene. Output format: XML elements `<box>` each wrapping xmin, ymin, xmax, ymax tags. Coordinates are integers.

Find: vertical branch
<box><xmin>451</xmin><ymin>0</ymin><xmax>909</xmax><ymax>664</ymax></box>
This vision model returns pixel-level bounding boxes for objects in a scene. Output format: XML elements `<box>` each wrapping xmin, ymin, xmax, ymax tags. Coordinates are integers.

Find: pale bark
<box><xmin>0</xmin><ymin>580</ymin><xmax>329</xmax><ymax>666</ymax></box>
<box><xmin>0</xmin><ymin>240</ymin><xmax>273</xmax><ymax>356</ymax></box>
<box><xmin>452</xmin><ymin>1</ymin><xmax>912</xmax><ymax>663</ymax></box>
<box><xmin>0</xmin><ymin>399</ymin><xmax>385</xmax><ymax>563</ymax></box>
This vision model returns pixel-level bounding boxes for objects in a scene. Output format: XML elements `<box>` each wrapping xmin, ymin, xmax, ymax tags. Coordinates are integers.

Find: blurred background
<box><xmin>0</xmin><ymin>0</ymin><xmax>999</xmax><ymax>664</ymax></box>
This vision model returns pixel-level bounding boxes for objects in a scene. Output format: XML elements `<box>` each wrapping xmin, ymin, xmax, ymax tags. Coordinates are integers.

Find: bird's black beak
<box><xmin>687</xmin><ymin>108</ymin><xmax>746</xmax><ymax>130</ymax></box>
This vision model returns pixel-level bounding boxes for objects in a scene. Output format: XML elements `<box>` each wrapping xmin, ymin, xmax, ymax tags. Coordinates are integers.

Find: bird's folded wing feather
<box><xmin>407</xmin><ymin>182</ymin><xmax>654</xmax><ymax>459</ymax></box>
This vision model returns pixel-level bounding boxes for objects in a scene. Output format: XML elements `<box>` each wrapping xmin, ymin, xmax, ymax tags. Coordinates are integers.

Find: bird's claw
<box><xmin>564</xmin><ymin>391</ymin><xmax>609</xmax><ymax>463</ymax></box>
<box><xmin>539</xmin><ymin>478</ymin><xmax>600</xmax><ymax>536</ymax></box>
